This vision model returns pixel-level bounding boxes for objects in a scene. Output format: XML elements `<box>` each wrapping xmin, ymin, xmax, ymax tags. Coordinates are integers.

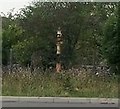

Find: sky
<box><xmin>0</xmin><ymin>0</ymin><xmax>119</xmax><ymax>15</ymax></box>
<box><xmin>0</xmin><ymin>0</ymin><xmax>33</xmax><ymax>15</ymax></box>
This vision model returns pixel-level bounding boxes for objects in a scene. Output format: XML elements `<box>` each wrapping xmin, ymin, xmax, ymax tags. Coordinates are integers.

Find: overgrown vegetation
<box><xmin>2</xmin><ymin>2</ymin><xmax>119</xmax><ymax>73</ymax></box>
<box><xmin>1</xmin><ymin>2</ymin><xmax>119</xmax><ymax>97</ymax></box>
<box><xmin>2</xmin><ymin>70</ymin><xmax>118</xmax><ymax>98</ymax></box>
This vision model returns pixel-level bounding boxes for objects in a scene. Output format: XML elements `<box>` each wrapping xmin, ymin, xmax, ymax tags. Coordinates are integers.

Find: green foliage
<box><xmin>2</xmin><ymin>17</ymin><xmax>23</xmax><ymax>65</ymax></box>
<box><xmin>56</xmin><ymin>72</ymin><xmax>74</xmax><ymax>92</ymax></box>
<box><xmin>2</xmin><ymin>2</ymin><xmax>118</xmax><ymax>72</ymax></box>
<box><xmin>103</xmin><ymin>11</ymin><xmax>120</xmax><ymax>74</ymax></box>
<box><xmin>16</xmin><ymin>2</ymin><xmax>84</xmax><ymax>68</ymax></box>
<box><xmin>2</xmin><ymin>70</ymin><xmax>118</xmax><ymax>97</ymax></box>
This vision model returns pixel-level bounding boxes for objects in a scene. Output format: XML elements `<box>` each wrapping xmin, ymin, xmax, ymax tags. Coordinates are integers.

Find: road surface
<box><xmin>1</xmin><ymin>96</ymin><xmax>119</xmax><ymax>108</ymax></box>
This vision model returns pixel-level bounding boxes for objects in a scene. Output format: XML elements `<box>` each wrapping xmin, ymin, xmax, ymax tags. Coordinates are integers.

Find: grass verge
<box><xmin>2</xmin><ymin>71</ymin><xmax>118</xmax><ymax>98</ymax></box>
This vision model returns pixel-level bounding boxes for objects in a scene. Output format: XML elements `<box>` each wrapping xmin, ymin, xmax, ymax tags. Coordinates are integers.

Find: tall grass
<box><xmin>2</xmin><ymin>70</ymin><xmax>118</xmax><ymax>98</ymax></box>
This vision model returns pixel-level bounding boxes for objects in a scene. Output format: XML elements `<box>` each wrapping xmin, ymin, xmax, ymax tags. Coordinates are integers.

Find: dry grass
<box><xmin>2</xmin><ymin>70</ymin><xmax>118</xmax><ymax>98</ymax></box>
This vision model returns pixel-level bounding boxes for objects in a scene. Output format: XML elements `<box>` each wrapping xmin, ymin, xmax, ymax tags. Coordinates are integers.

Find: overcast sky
<box><xmin>0</xmin><ymin>0</ymin><xmax>119</xmax><ymax>15</ymax></box>
<box><xmin>0</xmin><ymin>0</ymin><xmax>33</xmax><ymax>15</ymax></box>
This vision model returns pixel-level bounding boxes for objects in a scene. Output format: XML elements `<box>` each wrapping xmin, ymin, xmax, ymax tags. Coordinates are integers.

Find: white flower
<box><xmin>96</xmin><ymin>72</ymin><xmax>99</xmax><ymax>76</ymax></box>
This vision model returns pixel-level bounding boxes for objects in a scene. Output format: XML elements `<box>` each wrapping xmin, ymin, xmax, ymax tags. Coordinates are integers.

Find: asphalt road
<box><xmin>1</xmin><ymin>96</ymin><xmax>119</xmax><ymax>108</ymax></box>
<box><xmin>2</xmin><ymin>101</ymin><xmax>118</xmax><ymax>107</ymax></box>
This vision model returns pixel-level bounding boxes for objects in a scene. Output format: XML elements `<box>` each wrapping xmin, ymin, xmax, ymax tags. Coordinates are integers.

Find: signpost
<box><xmin>10</xmin><ymin>48</ymin><xmax>13</xmax><ymax>73</ymax></box>
<box><xmin>56</xmin><ymin>27</ymin><xmax>63</xmax><ymax>73</ymax></box>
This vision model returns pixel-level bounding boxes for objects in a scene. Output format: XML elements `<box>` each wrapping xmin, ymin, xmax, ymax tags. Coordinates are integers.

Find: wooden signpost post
<box><xmin>56</xmin><ymin>27</ymin><xmax>63</xmax><ymax>73</ymax></box>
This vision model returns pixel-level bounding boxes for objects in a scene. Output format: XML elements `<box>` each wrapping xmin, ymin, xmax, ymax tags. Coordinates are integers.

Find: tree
<box><xmin>12</xmin><ymin>2</ymin><xmax>85</xmax><ymax>69</ymax></box>
<box><xmin>2</xmin><ymin>2</ymin><xmax>118</xmax><ymax>72</ymax></box>
<box><xmin>103</xmin><ymin>6</ymin><xmax>119</xmax><ymax>74</ymax></box>
<box><xmin>74</xmin><ymin>3</ymin><xmax>117</xmax><ymax>67</ymax></box>
<box><xmin>2</xmin><ymin>16</ymin><xmax>23</xmax><ymax>65</ymax></box>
